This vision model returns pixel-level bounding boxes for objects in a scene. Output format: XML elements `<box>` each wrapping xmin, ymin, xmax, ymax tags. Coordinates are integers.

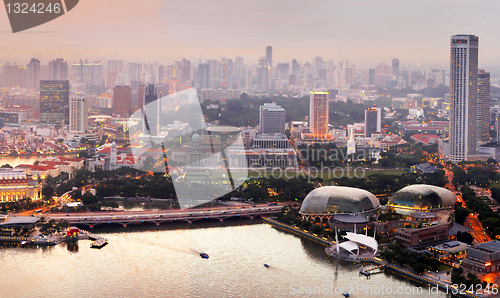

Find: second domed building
<box><xmin>388</xmin><ymin>184</ymin><xmax>455</xmax><ymax>214</ymax></box>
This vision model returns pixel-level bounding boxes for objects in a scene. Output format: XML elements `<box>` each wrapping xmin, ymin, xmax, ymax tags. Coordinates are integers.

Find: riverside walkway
<box><xmin>263</xmin><ymin>217</ymin><xmax>484</xmax><ymax>298</ymax></box>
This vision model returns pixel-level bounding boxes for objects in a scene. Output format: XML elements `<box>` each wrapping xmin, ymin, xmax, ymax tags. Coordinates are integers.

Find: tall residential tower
<box><xmin>449</xmin><ymin>34</ymin><xmax>479</xmax><ymax>163</ymax></box>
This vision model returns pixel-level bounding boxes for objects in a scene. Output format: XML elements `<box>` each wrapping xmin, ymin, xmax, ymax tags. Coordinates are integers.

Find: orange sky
<box><xmin>1</xmin><ymin>0</ymin><xmax>500</xmax><ymax>73</ymax></box>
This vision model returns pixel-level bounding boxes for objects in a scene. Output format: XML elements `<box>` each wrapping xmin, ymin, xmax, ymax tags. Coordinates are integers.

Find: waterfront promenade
<box><xmin>263</xmin><ymin>217</ymin><xmax>484</xmax><ymax>298</ymax></box>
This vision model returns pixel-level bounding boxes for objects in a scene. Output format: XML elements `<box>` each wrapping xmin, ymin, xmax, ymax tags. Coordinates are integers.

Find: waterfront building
<box><xmin>40</xmin><ymin>80</ymin><xmax>69</xmax><ymax>124</ymax></box>
<box><xmin>299</xmin><ymin>186</ymin><xmax>381</xmax><ymax>222</ymax></box>
<box><xmin>0</xmin><ymin>168</ymin><xmax>41</xmax><ymax>202</ymax></box>
<box><xmin>258</xmin><ymin>103</ymin><xmax>286</xmax><ymax>135</ymax></box>
<box><xmin>463</xmin><ymin>240</ymin><xmax>500</xmax><ymax>273</ymax></box>
<box><xmin>449</xmin><ymin>34</ymin><xmax>479</xmax><ymax>163</ymax></box>
<box><xmin>387</xmin><ymin>184</ymin><xmax>455</xmax><ymax>214</ymax></box>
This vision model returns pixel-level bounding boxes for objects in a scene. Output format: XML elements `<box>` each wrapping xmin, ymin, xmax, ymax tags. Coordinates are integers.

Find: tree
<box><xmin>42</xmin><ymin>185</ymin><xmax>54</xmax><ymax>201</ymax></box>
<box><xmin>1</xmin><ymin>164</ymin><xmax>13</xmax><ymax>168</ymax></box>
<box><xmin>456</xmin><ymin>231</ymin><xmax>474</xmax><ymax>245</ymax></box>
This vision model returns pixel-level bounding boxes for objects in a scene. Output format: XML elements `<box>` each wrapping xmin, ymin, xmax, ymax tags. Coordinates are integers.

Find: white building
<box><xmin>69</xmin><ymin>94</ymin><xmax>88</xmax><ymax>140</ymax></box>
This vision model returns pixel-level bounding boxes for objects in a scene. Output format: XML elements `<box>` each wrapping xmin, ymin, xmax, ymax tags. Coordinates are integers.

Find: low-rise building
<box><xmin>463</xmin><ymin>240</ymin><xmax>500</xmax><ymax>273</ymax></box>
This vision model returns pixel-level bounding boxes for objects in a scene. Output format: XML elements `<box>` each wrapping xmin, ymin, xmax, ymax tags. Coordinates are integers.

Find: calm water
<box><xmin>0</xmin><ymin>220</ymin><xmax>450</xmax><ymax>298</ymax></box>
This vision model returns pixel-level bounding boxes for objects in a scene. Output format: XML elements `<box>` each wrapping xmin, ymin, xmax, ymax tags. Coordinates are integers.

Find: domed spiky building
<box><xmin>388</xmin><ymin>184</ymin><xmax>456</xmax><ymax>214</ymax></box>
<box><xmin>299</xmin><ymin>186</ymin><xmax>380</xmax><ymax>221</ymax></box>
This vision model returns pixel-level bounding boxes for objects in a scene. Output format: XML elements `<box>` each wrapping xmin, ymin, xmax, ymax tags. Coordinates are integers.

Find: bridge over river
<box><xmin>46</xmin><ymin>204</ymin><xmax>282</xmax><ymax>228</ymax></box>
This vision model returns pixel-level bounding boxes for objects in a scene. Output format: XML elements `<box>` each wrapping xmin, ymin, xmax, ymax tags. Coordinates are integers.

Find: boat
<box><xmin>20</xmin><ymin>241</ymin><xmax>28</xmax><ymax>247</ymax></box>
<box><xmin>91</xmin><ymin>240</ymin><xmax>108</xmax><ymax>249</ymax></box>
<box><xmin>264</xmin><ymin>264</ymin><xmax>270</xmax><ymax>268</ymax></box>
<box><xmin>342</xmin><ymin>291</ymin><xmax>349</xmax><ymax>297</ymax></box>
<box><xmin>200</xmin><ymin>252</ymin><xmax>209</xmax><ymax>259</ymax></box>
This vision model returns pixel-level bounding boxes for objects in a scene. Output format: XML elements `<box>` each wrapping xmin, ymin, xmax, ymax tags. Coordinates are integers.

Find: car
<box><xmin>206</xmin><ymin>209</ymin><xmax>210</xmax><ymax>211</ymax></box>
<box><xmin>66</xmin><ymin>214</ymin><xmax>70</xmax><ymax>216</ymax></box>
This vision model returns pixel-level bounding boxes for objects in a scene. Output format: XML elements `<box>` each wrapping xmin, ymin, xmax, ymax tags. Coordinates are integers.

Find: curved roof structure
<box><xmin>344</xmin><ymin>232</ymin><xmax>379</xmax><ymax>255</ymax></box>
<box><xmin>388</xmin><ymin>184</ymin><xmax>455</xmax><ymax>211</ymax></box>
<box><xmin>300</xmin><ymin>186</ymin><xmax>380</xmax><ymax>214</ymax></box>
<box><xmin>338</xmin><ymin>241</ymin><xmax>359</xmax><ymax>255</ymax></box>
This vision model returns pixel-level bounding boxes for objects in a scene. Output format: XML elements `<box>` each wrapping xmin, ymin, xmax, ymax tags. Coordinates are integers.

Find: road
<box><xmin>465</xmin><ymin>214</ymin><xmax>491</xmax><ymax>244</ymax></box>
<box><xmin>45</xmin><ymin>203</ymin><xmax>282</xmax><ymax>224</ymax></box>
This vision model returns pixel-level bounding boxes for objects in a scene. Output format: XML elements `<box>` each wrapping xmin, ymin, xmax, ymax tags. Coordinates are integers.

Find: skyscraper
<box><xmin>40</xmin><ymin>80</ymin><xmax>69</xmax><ymax>123</ymax></box>
<box><xmin>477</xmin><ymin>69</ymin><xmax>490</xmax><ymax>143</ymax></box>
<box><xmin>449</xmin><ymin>34</ymin><xmax>479</xmax><ymax>163</ymax></box>
<box><xmin>259</xmin><ymin>103</ymin><xmax>286</xmax><ymax>135</ymax></box>
<box><xmin>309</xmin><ymin>92</ymin><xmax>329</xmax><ymax>139</ymax></box>
<box><xmin>392</xmin><ymin>58</ymin><xmax>400</xmax><ymax>76</ymax></box>
<box><xmin>266</xmin><ymin>46</ymin><xmax>272</xmax><ymax>74</ymax></box>
<box><xmin>143</xmin><ymin>84</ymin><xmax>159</xmax><ymax>136</ymax></box>
<box><xmin>113</xmin><ymin>86</ymin><xmax>132</xmax><ymax>117</ymax></box>
<box><xmin>48</xmin><ymin>58</ymin><xmax>68</xmax><ymax>80</ymax></box>
<box><xmin>256</xmin><ymin>66</ymin><xmax>268</xmax><ymax>91</ymax></box>
<box><xmin>364</xmin><ymin>106</ymin><xmax>381</xmax><ymax>138</ymax></box>
<box><xmin>69</xmin><ymin>94</ymin><xmax>88</xmax><ymax>136</ymax></box>
<box><xmin>27</xmin><ymin>58</ymin><xmax>40</xmax><ymax>90</ymax></box>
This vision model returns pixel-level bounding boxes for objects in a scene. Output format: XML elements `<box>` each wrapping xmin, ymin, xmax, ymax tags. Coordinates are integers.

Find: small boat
<box><xmin>264</xmin><ymin>264</ymin><xmax>270</xmax><ymax>268</ymax></box>
<box><xmin>342</xmin><ymin>291</ymin><xmax>349</xmax><ymax>297</ymax></box>
<box><xmin>20</xmin><ymin>241</ymin><xmax>28</xmax><ymax>247</ymax></box>
<box><xmin>200</xmin><ymin>252</ymin><xmax>209</xmax><ymax>259</ymax></box>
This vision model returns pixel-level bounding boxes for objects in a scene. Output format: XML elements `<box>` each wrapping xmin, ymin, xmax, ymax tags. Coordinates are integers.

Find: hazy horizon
<box><xmin>1</xmin><ymin>0</ymin><xmax>500</xmax><ymax>75</ymax></box>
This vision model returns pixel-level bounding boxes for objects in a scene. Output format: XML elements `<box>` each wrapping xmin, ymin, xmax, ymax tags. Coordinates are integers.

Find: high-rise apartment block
<box><xmin>69</xmin><ymin>94</ymin><xmax>88</xmax><ymax>137</ymax></box>
<box><xmin>449</xmin><ymin>34</ymin><xmax>479</xmax><ymax>163</ymax></box>
<box><xmin>477</xmin><ymin>69</ymin><xmax>490</xmax><ymax>144</ymax></box>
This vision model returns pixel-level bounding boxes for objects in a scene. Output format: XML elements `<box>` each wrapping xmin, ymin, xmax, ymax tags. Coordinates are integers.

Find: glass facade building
<box><xmin>40</xmin><ymin>80</ymin><xmax>69</xmax><ymax>124</ymax></box>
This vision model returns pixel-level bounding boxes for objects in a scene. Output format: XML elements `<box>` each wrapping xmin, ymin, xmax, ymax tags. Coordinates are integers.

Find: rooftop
<box><xmin>472</xmin><ymin>240</ymin><xmax>500</xmax><ymax>253</ymax></box>
<box><xmin>0</xmin><ymin>216</ymin><xmax>40</xmax><ymax>226</ymax></box>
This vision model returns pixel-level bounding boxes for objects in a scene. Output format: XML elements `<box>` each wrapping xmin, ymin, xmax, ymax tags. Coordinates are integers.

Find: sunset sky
<box><xmin>1</xmin><ymin>0</ymin><xmax>500</xmax><ymax>73</ymax></box>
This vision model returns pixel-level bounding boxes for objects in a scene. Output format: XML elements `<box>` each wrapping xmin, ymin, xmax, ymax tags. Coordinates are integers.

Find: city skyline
<box><xmin>1</xmin><ymin>1</ymin><xmax>500</xmax><ymax>74</ymax></box>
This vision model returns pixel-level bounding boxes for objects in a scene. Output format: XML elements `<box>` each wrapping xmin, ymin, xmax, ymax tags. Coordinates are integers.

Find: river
<box><xmin>0</xmin><ymin>220</ymin><xmax>450</xmax><ymax>297</ymax></box>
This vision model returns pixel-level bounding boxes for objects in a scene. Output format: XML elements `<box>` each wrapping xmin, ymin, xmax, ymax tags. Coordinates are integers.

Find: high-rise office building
<box><xmin>69</xmin><ymin>94</ymin><xmax>88</xmax><ymax>135</ymax></box>
<box><xmin>309</xmin><ymin>92</ymin><xmax>329</xmax><ymax>139</ymax></box>
<box><xmin>477</xmin><ymin>69</ymin><xmax>491</xmax><ymax>143</ymax></box>
<box><xmin>449</xmin><ymin>34</ymin><xmax>479</xmax><ymax>163</ymax></box>
<box><xmin>40</xmin><ymin>80</ymin><xmax>69</xmax><ymax>123</ymax></box>
<box><xmin>27</xmin><ymin>58</ymin><xmax>41</xmax><ymax>90</ymax></box>
<box><xmin>113</xmin><ymin>86</ymin><xmax>132</xmax><ymax>117</ymax></box>
<box><xmin>364</xmin><ymin>106</ymin><xmax>381</xmax><ymax>138</ymax></box>
<box><xmin>259</xmin><ymin>103</ymin><xmax>286</xmax><ymax>135</ymax></box>
<box><xmin>392</xmin><ymin>58</ymin><xmax>400</xmax><ymax>76</ymax></box>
